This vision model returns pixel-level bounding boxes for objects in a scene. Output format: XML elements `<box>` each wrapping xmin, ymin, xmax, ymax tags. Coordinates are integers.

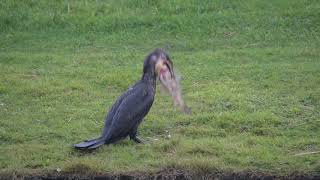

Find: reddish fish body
<box><xmin>159</xmin><ymin>66</ymin><xmax>191</xmax><ymax>114</ymax></box>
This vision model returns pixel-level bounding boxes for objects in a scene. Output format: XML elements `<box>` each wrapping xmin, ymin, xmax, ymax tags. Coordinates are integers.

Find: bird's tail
<box><xmin>74</xmin><ymin>137</ymin><xmax>105</xmax><ymax>150</ymax></box>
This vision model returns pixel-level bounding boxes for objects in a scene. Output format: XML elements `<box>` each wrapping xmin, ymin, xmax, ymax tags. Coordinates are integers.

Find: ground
<box><xmin>0</xmin><ymin>0</ymin><xmax>319</xmax><ymax>178</ymax></box>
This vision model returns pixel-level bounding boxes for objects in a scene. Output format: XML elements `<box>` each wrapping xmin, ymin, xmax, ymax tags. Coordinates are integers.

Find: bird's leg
<box><xmin>130</xmin><ymin>135</ymin><xmax>144</xmax><ymax>143</ymax></box>
<box><xmin>129</xmin><ymin>124</ymin><xmax>144</xmax><ymax>144</ymax></box>
<box><xmin>129</xmin><ymin>131</ymin><xmax>144</xmax><ymax>143</ymax></box>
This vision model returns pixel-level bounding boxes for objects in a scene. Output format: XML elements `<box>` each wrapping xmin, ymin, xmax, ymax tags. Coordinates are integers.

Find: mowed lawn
<box><xmin>0</xmin><ymin>0</ymin><xmax>319</xmax><ymax>176</ymax></box>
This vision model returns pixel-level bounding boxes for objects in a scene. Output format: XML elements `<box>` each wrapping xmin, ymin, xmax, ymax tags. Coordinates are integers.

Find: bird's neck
<box><xmin>141</xmin><ymin>72</ymin><xmax>156</xmax><ymax>88</ymax></box>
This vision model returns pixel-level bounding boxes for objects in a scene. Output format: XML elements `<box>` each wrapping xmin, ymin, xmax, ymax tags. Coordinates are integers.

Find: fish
<box><xmin>158</xmin><ymin>64</ymin><xmax>191</xmax><ymax>114</ymax></box>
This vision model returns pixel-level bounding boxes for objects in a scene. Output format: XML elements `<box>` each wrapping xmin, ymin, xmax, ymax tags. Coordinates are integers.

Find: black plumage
<box><xmin>74</xmin><ymin>49</ymin><xmax>173</xmax><ymax>150</ymax></box>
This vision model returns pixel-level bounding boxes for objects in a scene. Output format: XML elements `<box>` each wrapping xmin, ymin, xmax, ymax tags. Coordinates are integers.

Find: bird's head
<box><xmin>143</xmin><ymin>48</ymin><xmax>174</xmax><ymax>80</ymax></box>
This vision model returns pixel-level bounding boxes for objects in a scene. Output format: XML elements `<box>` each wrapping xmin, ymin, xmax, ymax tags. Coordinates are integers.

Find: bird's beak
<box><xmin>155</xmin><ymin>59</ymin><xmax>174</xmax><ymax>79</ymax></box>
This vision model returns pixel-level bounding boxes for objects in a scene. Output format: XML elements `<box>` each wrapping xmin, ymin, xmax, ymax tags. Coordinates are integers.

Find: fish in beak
<box><xmin>155</xmin><ymin>57</ymin><xmax>191</xmax><ymax>114</ymax></box>
<box><xmin>155</xmin><ymin>59</ymin><xmax>174</xmax><ymax>80</ymax></box>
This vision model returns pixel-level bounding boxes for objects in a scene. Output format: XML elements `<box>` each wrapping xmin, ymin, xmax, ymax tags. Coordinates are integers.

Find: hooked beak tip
<box><xmin>165</xmin><ymin>61</ymin><xmax>174</xmax><ymax>78</ymax></box>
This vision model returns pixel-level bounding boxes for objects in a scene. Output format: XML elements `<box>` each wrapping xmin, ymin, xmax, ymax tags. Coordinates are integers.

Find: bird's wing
<box><xmin>104</xmin><ymin>83</ymin><xmax>154</xmax><ymax>141</ymax></box>
<box><xmin>101</xmin><ymin>83</ymin><xmax>140</xmax><ymax>137</ymax></box>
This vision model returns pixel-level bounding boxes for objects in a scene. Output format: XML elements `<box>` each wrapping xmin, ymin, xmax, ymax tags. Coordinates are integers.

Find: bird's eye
<box><xmin>150</xmin><ymin>55</ymin><xmax>157</xmax><ymax>62</ymax></box>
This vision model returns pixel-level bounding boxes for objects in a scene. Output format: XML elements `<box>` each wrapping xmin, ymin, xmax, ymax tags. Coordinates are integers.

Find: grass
<box><xmin>0</xmin><ymin>0</ymin><xmax>320</xmax><ymax>176</ymax></box>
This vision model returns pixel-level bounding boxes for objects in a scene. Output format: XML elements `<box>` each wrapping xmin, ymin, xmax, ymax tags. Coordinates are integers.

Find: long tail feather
<box><xmin>74</xmin><ymin>137</ymin><xmax>105</xmax><ymax>149</ymax></box>
<box><xmin>86</xmin><ymin>140</ymin><xmax>106</xmax><ymax>149</ymax></box>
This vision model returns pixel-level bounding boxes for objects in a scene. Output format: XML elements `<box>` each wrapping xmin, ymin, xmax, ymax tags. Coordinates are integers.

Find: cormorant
<box><xmin>74</xmin><ymin>49</ymin><xmax>174</xmax><ymax>150</ymax></box>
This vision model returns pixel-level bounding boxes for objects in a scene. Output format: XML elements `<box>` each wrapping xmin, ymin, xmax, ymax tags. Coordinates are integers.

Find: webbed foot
<box><xmin>130</xmin><ymin>136</ymin><xmax>145</xmax><ymax>144</ymax></box>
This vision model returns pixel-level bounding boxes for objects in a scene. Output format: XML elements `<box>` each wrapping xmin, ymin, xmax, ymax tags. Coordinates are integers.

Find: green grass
<box><xmin>0</xmin><ymin>0</ymin><xmax>320</xmax><ymax>176</ymax></box>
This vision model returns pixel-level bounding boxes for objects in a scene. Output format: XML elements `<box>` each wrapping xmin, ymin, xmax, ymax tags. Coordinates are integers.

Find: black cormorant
<box><xmin>74</xmin><ymin>49</ymin><xmax>174</xmax><ymax>150</ymax></box>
